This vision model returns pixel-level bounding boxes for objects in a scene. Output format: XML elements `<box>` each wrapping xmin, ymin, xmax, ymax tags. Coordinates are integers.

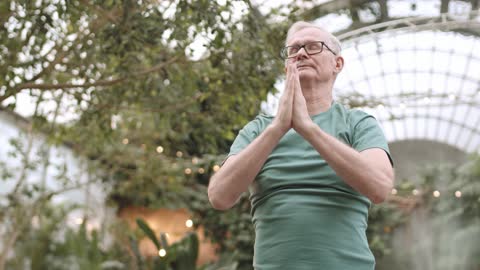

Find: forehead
<box><xmin>287</xmin><ymin>27</ymin><xmax>329</xmax><ymax>46</ymax></box>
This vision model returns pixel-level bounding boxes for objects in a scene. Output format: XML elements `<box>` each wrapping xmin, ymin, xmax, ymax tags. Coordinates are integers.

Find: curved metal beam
<box><xmin>337</xmin><ymin>10</ymin><xmax>480</xmax><ymax>42</ymax></box>
<box><xmin>378</xmin><ymin>113</ymin><xmax>480</xmax><ymax>152</ymax></box>
<box><xmin>301</xmin><ymin>0</ymin><xmax>372</xmax><ymax>22</ymax></box>
<box><xmin>298</xmin><ymin>0</ymin><xmax>479</xmax><ymax>38</ymax></box>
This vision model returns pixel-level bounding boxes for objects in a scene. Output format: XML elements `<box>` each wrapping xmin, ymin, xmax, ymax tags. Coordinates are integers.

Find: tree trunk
<box><xmin>0</xmin><ymin>221</ymin><xmax>20</xmax><ymax>270</ymax></box>
<box><xmin>378</xmin><ymin>0</ymin><xmax>389</xmax><ymax>22</ymax></box>
<box><xmin>440</xmin><ymin>0</ymin><xmax>450</xmax><ymax>13</ymax></box>
<box><xmin>472</xmin><ymin>0</ymin><xmax>479</xmax><ymax>10</ymax></box>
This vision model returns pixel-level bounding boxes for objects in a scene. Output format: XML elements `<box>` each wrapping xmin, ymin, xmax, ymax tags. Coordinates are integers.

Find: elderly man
<box><xmin>208</xmin><ymin>21</ymin><xmax>394</xmax><ymax>270</ymax></box>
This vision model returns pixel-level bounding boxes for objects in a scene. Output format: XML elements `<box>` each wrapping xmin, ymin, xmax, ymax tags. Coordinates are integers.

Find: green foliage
<box><xmin>5</xmin><ymin>203</ymin><xmax>124</xmax><ymax>270</ymax></box>
<box><xmin>136</xmin><ymin>218</ymin><xmax>162</xmax><ymax>250</ymax></box>
<box><xmin>191</xmin><ymin>192</ymin><xmax>255</xmax><ymax>269</ymax></box>
<box><xmin>200</xmin><ymin>253</ymin><xmax>239</xmax><ymax>270</ymax></box>
<box><xmin>373</xmin><ymin>155</ymin><xmax>480</xmax><ymax>270</ymax></box>
<box><xmin>367</xmin><ymin>199</ymin><xmax>408</xmax><ymax>258</ymax></box>
<box><xmin>0</xmin><ymin>0</ymin><xmax>290</xmax><ymax>209</ymax></box>
<box><xmin>133</xmin><ymin>218</ymin><xmax>199</xmax><ymax>270</ymax></box>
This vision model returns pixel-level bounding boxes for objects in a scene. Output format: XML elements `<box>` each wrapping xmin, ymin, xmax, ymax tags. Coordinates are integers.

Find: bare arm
<box><xmin>207</xmin><ymin>125</ymin><xmax>285</xmax><ymax>210</ymax></box>
<box><xmin>300</xmin><ymin>124</ymin><xmax>394</xmax><ymax>204</ymax></box>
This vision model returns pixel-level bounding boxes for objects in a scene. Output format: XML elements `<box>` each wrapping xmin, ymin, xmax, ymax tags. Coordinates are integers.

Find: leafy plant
<box><xmin>373</xmin><ymin>155</ymin><xmax>480</xmax><ymax>270</ymax></box>
<box><xmin>133</xmin><ymin>218</ymin><xmax>199</xmax><ymax>270</ymax></box>
<box><xmin>5</xmin><ymin>203</ymin><xmax>124</xmax><ymax>270</ymax></box>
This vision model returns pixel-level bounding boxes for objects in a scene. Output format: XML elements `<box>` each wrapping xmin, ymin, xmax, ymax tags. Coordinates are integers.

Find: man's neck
<box><xmin>300</xmin><ymin>80</ymin><xmax>334</xmax><ymax>116</ymax></box>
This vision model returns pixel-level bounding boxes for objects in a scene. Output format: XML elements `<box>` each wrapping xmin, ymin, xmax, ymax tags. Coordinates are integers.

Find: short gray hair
<box><xmin>285</xmin><ymin>21</ymin><xmax>342</xmax><ymax>55</ymax></box>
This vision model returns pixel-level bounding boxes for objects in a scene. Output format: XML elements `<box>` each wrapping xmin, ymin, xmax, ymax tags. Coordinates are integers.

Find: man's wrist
<box><xmin>297</xmin><ymin>120</ymin><xmax>320</xmax><ymax>140</ymax></box>
<box><xmin>267</xmin><ymin>122</ymin><xmax>289</xmax><ymax>139</ymax></box>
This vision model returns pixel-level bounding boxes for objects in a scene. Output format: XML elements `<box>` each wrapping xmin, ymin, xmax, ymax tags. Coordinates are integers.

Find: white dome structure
<box><xmin>334</xmin><ymin>10</ymin><xmax>480</xmax><ymax>181</ymax></box>
<box><xmin>336</xmin><ymin>11</ymin><xmax>480</xmax><ymax>154</ymax></box>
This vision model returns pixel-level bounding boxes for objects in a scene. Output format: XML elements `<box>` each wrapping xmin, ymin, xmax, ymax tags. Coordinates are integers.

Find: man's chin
<box><xmin>298</xmin><ymin>69</ymin><xmax>314</xmax><ymax>77</ymax></box>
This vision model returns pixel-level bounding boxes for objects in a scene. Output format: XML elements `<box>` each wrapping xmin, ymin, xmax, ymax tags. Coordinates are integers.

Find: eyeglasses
<box><xmin>280</xmin><ymin>41</ymin><xmax>337</xmax><ymax>59</ymax></box>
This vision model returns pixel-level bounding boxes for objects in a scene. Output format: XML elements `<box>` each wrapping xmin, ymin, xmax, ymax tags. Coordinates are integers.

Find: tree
<box><xmin>0</xmin><ymin>97</ymin><xmax>105</xmax><ymax>270</ymax></box>
<box><xmin>1</xmin><ymin>0</ymin><xmax>286</xmax><ymax>268</ymax></box>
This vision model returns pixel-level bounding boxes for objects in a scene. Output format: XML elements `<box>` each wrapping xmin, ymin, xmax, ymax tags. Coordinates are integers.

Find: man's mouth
<box><xmin>296</xmin><ymin>62</ymin><xmax>311</xmax><ymax>68</ymax></box>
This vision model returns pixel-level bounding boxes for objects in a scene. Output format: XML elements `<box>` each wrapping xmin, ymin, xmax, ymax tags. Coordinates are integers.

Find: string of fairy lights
<box><xmin>119</xmin><ymin>137</ymin><xmax>470</xmax><ymax>258</ymax></box>
<box><xmin>390</xmin><ymin>188</ymin><xmax>463</xmax><ymax>198</ymax></box>
<box><xmin>121</xmin><ymin>137</ymin><xmax>466</xmax><ymax>201</ymax></box>
<box><xmin>121</xmin><ymin>137</ymin><xmax>221</xmax><ymax>175</ymax></box>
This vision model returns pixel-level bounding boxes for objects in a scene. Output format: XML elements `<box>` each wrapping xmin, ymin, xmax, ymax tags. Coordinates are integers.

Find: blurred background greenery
<box><xmin>0</xmin><ymin>0</ymin><xmax>479</xmax><ymax>269</ymax></box>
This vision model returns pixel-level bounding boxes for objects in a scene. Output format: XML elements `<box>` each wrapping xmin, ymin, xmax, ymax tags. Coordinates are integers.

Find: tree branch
<box><xmin>91</xmin><ymin>90</ymin><xmax>206</xmax><ymax>114</ymax></box>
<box><xmin>4</xmin><ymin>56</ymin><xmax>180</xmax><ymax>100</ymax></box>
<box><xmin>79</xmin><ymin>0</ymin><xmax>121</xmax><ymax>25</ymax></box>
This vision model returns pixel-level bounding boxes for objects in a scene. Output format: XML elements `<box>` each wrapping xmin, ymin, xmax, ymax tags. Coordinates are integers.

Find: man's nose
<box><xmin>295</xmin><ymin>47</ymin><xmax>309</xmax><ymax>60</ymax></box>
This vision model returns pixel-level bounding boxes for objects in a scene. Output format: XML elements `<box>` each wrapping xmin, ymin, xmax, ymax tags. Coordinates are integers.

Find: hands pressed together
<box><xmin>272</xmin><ymin>62</ymin><xmax>313</xmax><ymax>136</ymax></box>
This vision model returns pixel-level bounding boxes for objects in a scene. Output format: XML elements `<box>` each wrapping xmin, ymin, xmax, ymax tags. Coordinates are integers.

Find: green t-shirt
<box><xmin>228</xmin><ymin>102</ymin><xmax>393</xmax><ymax>270</ymax></box>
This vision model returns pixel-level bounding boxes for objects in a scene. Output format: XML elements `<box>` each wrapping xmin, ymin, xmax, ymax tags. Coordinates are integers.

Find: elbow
<box><xmin>208</xmin><ymin>194</ymin><xmax>233</xmax><ymax>211</ymax></box>
<box><xmin>208</xmin><ymin>184</ymin><xmax>235</xmax><ymax>211</ymax></box>
<box><xmin>370</xmin><ymin>192</ymin><xmax>387</xmax><ymax>204</ymax></box>
<box><xmin>370</xmin><ymin>188</ymin><xmax>389</xmax><ymax>204</ymax></box>
<box><xmin>370</xmin><ymin>174</ymin><xmax>394</xmax><ymax>204</ymax></box>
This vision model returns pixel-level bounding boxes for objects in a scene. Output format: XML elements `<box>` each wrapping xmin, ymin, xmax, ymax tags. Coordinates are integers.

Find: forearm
<box><xmin>300</xmin><ymin>122</ymin><xmax>393</xmax><ymax>203</ymax></box>
<box><xmin>208</xmin><ymin>125</ymin><xmax>285</xmax><ymax>210</ymax></box>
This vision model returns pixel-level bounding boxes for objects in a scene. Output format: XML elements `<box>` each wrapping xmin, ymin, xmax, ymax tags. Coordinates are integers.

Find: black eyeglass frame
<box><xmin>280</xmin><ymin>41</ymin><xmax>337</xmax><ymax>59</ymax></box>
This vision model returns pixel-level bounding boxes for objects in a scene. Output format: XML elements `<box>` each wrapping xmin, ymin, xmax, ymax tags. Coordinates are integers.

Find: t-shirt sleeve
<box><xmin>351</xmin><ymin>113</ymin><xmax>394</xmax><ymax>167</ymax></box>
<box><xmin>227</xmin><ymin>119</ymin><xmax>261</xmax><ymax>158</ymax></box>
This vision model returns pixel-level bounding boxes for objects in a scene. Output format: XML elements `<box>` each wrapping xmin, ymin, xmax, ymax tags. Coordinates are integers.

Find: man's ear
<box><xmin>334</xmin><ymin>56</ymin><xmax>344</xmax><ymax>74</ymax></box>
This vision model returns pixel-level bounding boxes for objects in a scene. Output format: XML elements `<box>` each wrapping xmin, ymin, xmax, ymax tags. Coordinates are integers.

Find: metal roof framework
<box><xmin>335</xmin><ymin>10</ymin><xmax>480</xmax><ymax>153</ymax></box>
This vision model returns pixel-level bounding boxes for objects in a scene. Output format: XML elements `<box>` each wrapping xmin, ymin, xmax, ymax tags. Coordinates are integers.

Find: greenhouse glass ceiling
<box><xmin>335</xmin><ymin>11</ymin><xmax>480</xmax><ymax>153</ymax></box>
